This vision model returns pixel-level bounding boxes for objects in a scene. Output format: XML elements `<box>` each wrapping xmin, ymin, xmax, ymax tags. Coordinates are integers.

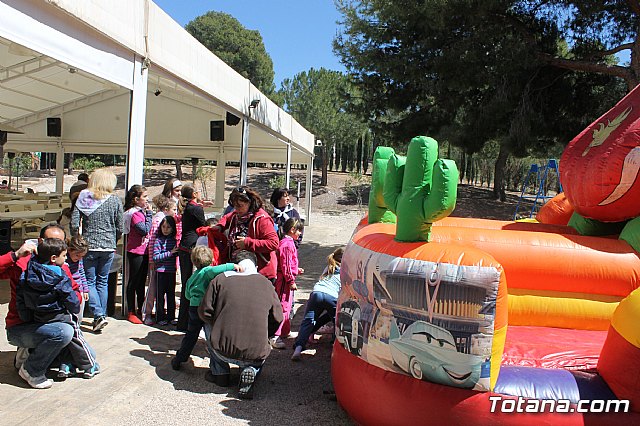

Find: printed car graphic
<box><xmin>336</xmin><ymin>300</ymin><xmax>364</xmax><ymax>356</ymax></box>
<box><xmin>389</xmin><ymin>320</ymin><xmax>481</xmax><ymax>388</ymax></box>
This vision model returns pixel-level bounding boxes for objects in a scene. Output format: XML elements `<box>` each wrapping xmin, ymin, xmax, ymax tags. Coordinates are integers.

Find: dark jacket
<box><xmin>272</xmin><ymin>204</ymin><xmax>303</xmax><ymax>248</ymax></box>
<box><xmin>218</xmin><ymin>208</ymin><xmax>279</xmax><ymax>279</ymax></box>
<box><xmin>180</xmin><ymin>200</ymin><xmax>206</xmax><ymax>249</ymax></box>
<box><xmin>198</xmin><ymin>271</ymin><xmax>283</xmax><ymax>362</ymax></box>
<box><xmin>16</xmin><ymin>257</ymin><xmax>80</xmax><ymax>324</ymax></box>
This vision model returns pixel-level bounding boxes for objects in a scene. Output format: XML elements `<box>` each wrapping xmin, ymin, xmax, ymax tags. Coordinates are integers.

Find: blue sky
<box><xmin>153</xmin><ymin>0</ymin><xmax>345</xmax><ymax>87</ymax></box>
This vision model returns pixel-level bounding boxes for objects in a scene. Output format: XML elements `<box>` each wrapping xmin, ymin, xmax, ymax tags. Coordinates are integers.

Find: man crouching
<box><xmin>198</xmin><ymin>250</ymin><xmax>283</xmax><ymax>399</ymax></box>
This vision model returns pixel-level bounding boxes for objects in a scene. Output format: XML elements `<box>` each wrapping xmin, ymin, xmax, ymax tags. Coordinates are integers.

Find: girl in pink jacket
<box><xmin>271</xmin><ymin>218</ymin><xmax>304</xmax><ymax>349</ymax></box>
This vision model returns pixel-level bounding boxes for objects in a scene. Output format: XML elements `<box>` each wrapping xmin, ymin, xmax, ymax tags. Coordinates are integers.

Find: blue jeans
<box><xmin>6</xmin><ymin>322</ymin><xmax>74</xmax><ymax>377</ymax></box>
<box><xmin>294</xmin><ymin>291</ymin><xmax>337</xmax><ymax>350</ymax></box>
<box><xmin>83</xmin><ymin>251</ymin><xmax>114</xmax><ymax>318</ymax></box>
<box><xmin>203</xmin><ymin>324</ymin><xmax>264</xmax><ymax>376</ymax></box>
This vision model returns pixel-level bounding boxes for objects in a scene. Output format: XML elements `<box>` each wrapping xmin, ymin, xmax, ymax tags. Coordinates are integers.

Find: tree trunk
<box><xmin>191</xmin><ymin>158</ymin><xmax>199</xmax><ymax>184</ymax></box>
<box><xmin>493</xmin><ymin>142</ymin><xmax>510</xmax><ymax>201</ymax></box>
<box><xmin>67</xmin><ymin>153</ymin><xmax>74</xmax><ymax>175</ymax></box>
<box><xmin>321</xmin><ymin>144</ymin><xmax>328</xmax><ymax>186</ymax></box>
<box><xmin>175</xmin><ymin>159</ymin><xmax>183</xmax><ymax>180</ymax></box>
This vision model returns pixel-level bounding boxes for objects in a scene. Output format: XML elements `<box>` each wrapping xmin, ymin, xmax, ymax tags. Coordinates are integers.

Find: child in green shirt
<box><xmin>171</xmin><ymin>246</ymin><xmax>241</xmax><ymax>370</ymax></box>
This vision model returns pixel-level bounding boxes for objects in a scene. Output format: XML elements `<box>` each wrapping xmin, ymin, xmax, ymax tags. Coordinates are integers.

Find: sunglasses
<box><xmin>233</xmin><ymin>187</ymin><xmax>247</xmax><ymax>195</ymax></box>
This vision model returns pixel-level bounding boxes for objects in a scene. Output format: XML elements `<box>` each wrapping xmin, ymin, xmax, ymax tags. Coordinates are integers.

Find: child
<box><xmin>271</xmin><ymin>218</ymin><xmax>304</xmax><ymax>349</ymax></box>
<box><xmin>171</xmin><ymin>245</ymin><xmax>240</xmax><ymax>370</ymax></box>
<box><xmin>152</xmin><ymin>215</ymin><xmax>179</xmax><ymax>325</ymax></box>
<box><xmin>16</xmin><ymin>238</ymin><xmax>99</xmax><ymax>380</ymax></box>
<box><xmin>66</xmin><ymin>236</ymin><xmax>89</xmax><ymax>323</ymax></box>
<box><xmin>142</xmin><ymin>194</ymin><xmax>177</xmax><ymax>325</ymax></box>
<box><xmin>124</xmin><ymin>184</ymin><xmax>153</xmax><ymax>324</ymax></box>
<box><xmin>291</xmin><ymin>247</ymin><xmax>343</xmax><ymax>361</ymax></box>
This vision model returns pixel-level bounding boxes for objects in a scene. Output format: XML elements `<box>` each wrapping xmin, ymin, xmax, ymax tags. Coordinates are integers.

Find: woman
<box><xmin>71</xmin><ymin>168</ymin><xmax>123</xmax><ymax>333</ymax></box>
<box><xmin>162</xmin><ymin>178</ymin><xmax>182</xmax><ymax>205</ymax></box>
<box><xmin>175</xmin><ymin>184</ymin><xmax>206</xmax><ymax>331</ymax></box>
<box><xmin>213</xmin><ymin>187</ymin><xmax>279</xmax><ymax>281</ymax></box>
<box><xmin>270</xmin><ymin>187</ymin><xmax>303</xmax><ymax>247</ymax></box>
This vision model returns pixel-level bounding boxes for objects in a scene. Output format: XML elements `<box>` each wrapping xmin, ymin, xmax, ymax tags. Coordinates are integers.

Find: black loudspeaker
<box><xmin>0</xmin><ymin>220</ymin><xmax>11</xmax><ymax>255</ymax></box>
<box><xmin>210</xmin><ymin>120</ymin><xmax>224</xmax><ymax>141</ymax></box>
<box><xmin>47</xmin><ymin>117</ymin><xmax>62</xmax><ymax>137</ymax></box>
<box><xmin>226</xmin><ymin>112</ymin><xmax>241</xmax><ymax>126</ymax></box>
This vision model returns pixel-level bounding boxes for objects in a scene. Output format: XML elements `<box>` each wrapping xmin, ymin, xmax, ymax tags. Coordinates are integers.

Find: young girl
<box><xmin>152</xmin><ymin>215</ymin><xmax>179</xmax><ymax>325</ymax></box>
<box><xmin>66</xmin><ymin>236</ymin><xmax>89</xmax><ymax>323</ymax></box>
<box><xmin>291</xmin><ymin>247</ymin><xmax>343</xmax><ymax>361</ymax></box>
<box><xmin>124</xmin><ymin>184</ymin><xmax>153</xmax><ymax>324</ymax></box>
<box><xmin>142</xmin><ymin>194</ymin><xmax>176</xmax><ymax>325</ymax></box>
<box><xmin>271</xmin><ymin>218</ymin><xmax>304</xmax><ymax>349</ymax></box>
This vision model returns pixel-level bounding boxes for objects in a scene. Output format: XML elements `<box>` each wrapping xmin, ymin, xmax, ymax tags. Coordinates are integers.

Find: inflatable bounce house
<box><xmin>331</xmin><ymin>86</ymin><xmax>640</xmax><ymax>425</ymax></box>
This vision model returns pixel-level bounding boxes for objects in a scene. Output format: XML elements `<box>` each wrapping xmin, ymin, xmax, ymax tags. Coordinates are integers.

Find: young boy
<box><xmin>66</xmin><ymin>236</ymin><xmax>89</xmax><ymax>323</ymax></box>
<box><xmin>16</xmin><ymin>238</ymin><xmax>99</xmax><ymax>380</ymax></box>
<box><xmin>171</xmin><ymin>245</ymin><xmax>240</xmax><ymax>370</ymax></box>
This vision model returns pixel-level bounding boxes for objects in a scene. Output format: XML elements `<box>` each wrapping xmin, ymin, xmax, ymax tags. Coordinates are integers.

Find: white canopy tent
<box><xmin>0</xmin><ymin>0</ymin><xmax>315</xmax><ymax>218</ymax></box>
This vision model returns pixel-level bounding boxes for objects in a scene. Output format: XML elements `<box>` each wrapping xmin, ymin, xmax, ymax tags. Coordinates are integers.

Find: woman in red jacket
<box><xmin>212</xmin><ymin>187</ymin><xmax>279</xmax><ymax>281</ymax></box>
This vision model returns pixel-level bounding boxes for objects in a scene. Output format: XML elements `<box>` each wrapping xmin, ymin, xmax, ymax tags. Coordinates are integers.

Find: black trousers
<box><xmin>126</xmin><ymin>252</ymin><xmax>148</xmax><ymax>313</ymax></box>
<box><xmin>156</xmin><ymin>271</ymin><xmax>176</xmax><ymax>322</ymax></box>
<box><xmin>177</xmin><ymin>249</ymin><xmax>194</xmax><ymax>330</ymax></box>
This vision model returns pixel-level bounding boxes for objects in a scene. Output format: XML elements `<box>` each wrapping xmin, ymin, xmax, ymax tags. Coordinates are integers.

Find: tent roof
<box><xmin>0</xmin><ymin>0</ymin><xmax>314</xmax><ymax>163</ymax></box>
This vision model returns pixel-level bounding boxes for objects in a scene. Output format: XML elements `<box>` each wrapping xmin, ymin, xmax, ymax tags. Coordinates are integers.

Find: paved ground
<box><xmin>0</xmin><ymin>211</ymin><xmax>363</xmax><ymax>425</ymax></box>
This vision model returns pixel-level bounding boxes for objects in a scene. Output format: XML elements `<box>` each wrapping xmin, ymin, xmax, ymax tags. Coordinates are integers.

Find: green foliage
<box><xmin>186</xmin><ymin>11</ymin><xmax>276</xmax><ymax>97</ymax></box>
<box><xmin>267</xmin><ymin>174</ymin><xmax>294</xmax><ymax>190</ymax></box>
<box><xmin>3</xmin><ymin>154</ymin><xmax>33</xmax><ymax>176</ymax></box>
<box><xmin>279</xmin><ymin>68</ymin><xmax>367</xmax><ymax>178</ymax></box>
<box><xmin>71</xmin><ymin>157</ymin><xmax>104</xmax><ymax>174</ymax></box>
<box><xmin>334</xmin><ymin>0</ymin><xmax>628</xmax><ymax>193</ymax></box>
<box><xmin>343</xmin><ymin>171</ymin><xmax>370</xmax><ymax>211</ymax></box>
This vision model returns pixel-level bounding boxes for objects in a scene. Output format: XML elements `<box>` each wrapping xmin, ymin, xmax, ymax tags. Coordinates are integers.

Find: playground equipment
<box><xmin>513</xmin><ymin>159</ymin><xmax>562</xmax><ymax>220</ymax></box>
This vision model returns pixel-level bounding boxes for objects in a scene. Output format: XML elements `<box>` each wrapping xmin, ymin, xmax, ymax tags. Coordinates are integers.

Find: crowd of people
<box><xmin>1</xmin><ymin>168</ymin><xmax>342</xmax><ymax>399</ymax></box>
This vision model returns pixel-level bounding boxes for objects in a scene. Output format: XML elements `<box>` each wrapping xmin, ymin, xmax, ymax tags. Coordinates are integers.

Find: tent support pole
<box><xmin>285</xmin><ymin>143</ymin><xmax>291</xmax><ymax>189</ymax></box>
<box><xmin>215</xmin><ymin>146</ymin><xmax>226</xmax><ymax>209</ymax></box>
<box><xmin>125</xmin><ymin>55</ymin><xmax>148</xmax><ymax>189</ymax></box>
<box><xmin>305</xmin><ymin>154</ymin><xmax>313</xmax><ymax>225</ymax></box>
<box><xmin>240</xmin><ymin>116</ymin><xmax>249</xmax><ymax>186</ymax></box>
<box><xmin>55</xmin><ymin>141</ymin><xmax>64</xmax><ymax>194</ymax></box>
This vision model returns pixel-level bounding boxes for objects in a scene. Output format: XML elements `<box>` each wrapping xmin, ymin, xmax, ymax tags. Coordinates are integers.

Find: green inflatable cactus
<box><xmin>368</xmin><ymin>146</ymin><xmax>397</xmax><ymax>224</ymax></box>
<box><xmin>383</xmin><ymin>136</ymin><xmax>458</xmax><ymax>242</ymax></box>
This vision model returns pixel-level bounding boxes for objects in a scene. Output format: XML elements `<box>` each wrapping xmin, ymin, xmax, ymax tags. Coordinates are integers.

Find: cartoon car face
<box><xmin>336</xmin><ymin>300</ymin><xmax>364</xmax><ymax>356</ymax></box>
<box><xmin>389</xmin><ymin>321</ymin><xmax>481</xmax><ymax>388</ymax></box>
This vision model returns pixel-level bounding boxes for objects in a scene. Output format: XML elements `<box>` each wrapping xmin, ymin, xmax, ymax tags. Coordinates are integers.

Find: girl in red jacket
<box><xmin>271</xmin><ymin>218</ymin><xmax>304</xmax><ymax>349</ymax></box>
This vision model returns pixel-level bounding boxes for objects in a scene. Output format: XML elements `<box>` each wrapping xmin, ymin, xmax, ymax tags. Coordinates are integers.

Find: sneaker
<box><xmin>157</xmin><ymin>320</ymin><xmax>169</xmax><ymax>326</ymax></box>
<box><xmin>143</xmin><ymin>317</ymin><xmax>155</xmax><ymax>325</ymax></box>
<box><xmin>82</xmin><ymin>363</ymin><xmax>100</xmax><ymax>379</ymax></box>
<box><xmin>204</xmin><ymin>371</ymin><xmax>230</xmax><ymax>387</ymax></box>
<box><xmin>291</xmin><ymin>346</ymin><xmax>303</xmax><ymax>361</ymax></box>
<box><xmin>18</xmin><ymin>365</ymin><xmax>52</xmax><ymax>389</ymax></box>
<box><xmin>270</xmin><ymin>336</ymin><xmax>286</xmax><ymax>350</ymax></box>
<box><xmin>57</xmin><ymin>363</ymin><xmax>75</xmax><ymax>378</ymax></box>
<box><xmin>238</xmin><ymin>367</ymin><xmax>256</xmax><ymax>399</ymax></box>
<box><xmin>14</xmin><ymin>347</ymin><xmax>29</xmax><ymax>370</ymax></box>
<box><xmin>318</xmin><ymin>323</ymin><xmax>335</xmax><ymax>335</ymax></box>
<box><xmin>127</xmin><ymin>312</ymin><xmax>143</xmax><ymax>324</ymax></box>
<box><xmin>93</xmin><ymin>316</ymin><xmax>108</xmax><ymax>333</ymax></box>
<box><xmin>170</xmin><ymin>357</ymin><xmax>181</xmax><ymax>371</ymax></box>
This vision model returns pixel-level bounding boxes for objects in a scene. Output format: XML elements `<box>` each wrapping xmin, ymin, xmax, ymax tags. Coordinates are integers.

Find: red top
<box><xmin>218</xmin><ymin>208</ymin><xmax>279</xmax><ymax>279</ymax></box>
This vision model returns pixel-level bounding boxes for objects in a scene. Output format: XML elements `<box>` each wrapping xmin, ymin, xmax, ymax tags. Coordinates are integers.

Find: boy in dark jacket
<box><xmin>17</xmin><ymin>238</ymin><xmax>99</xmax><ymax>379</ymax></box>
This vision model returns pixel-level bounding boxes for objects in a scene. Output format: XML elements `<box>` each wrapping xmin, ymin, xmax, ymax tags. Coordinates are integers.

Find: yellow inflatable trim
<box><xmin>490</xmin><ymin>325</ymin><xmax>507</xmax><ymax>391</ymax></box>
<box><xmin>508</xmin><ymin>291</ymin><xmax>620</xmax><ymax>331</ymax></box>
<box><xmin>611</xmin><ymin>288</ymin><xmax>640</xmax><ymax>349</ymax></box>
